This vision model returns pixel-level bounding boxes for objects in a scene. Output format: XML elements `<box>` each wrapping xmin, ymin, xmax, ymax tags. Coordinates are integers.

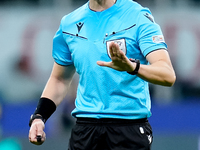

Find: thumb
<box><xmin>36</xmin><ymin>121</ymin><xmax>45</xmax><ymax>136</ymax></box>
<box><xmin>35</xmin><ymin>121</ymin><xmax>46</xmax><ymax>144</ymax></box>
<box><xmin>97</xmin><ymin>61</ymin><xmax>111</xmax><ymax>67</ymax></box>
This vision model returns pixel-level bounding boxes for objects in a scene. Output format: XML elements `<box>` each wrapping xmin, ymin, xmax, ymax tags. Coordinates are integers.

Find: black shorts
<box><xmin>68</xmin><ymin>117</ymin><xmax>153</xmax><ymax>150</ymax></box>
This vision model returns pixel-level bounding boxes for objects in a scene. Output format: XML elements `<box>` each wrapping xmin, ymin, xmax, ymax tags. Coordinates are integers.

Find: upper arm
<box><xmin>146</xmin><ymin>49</ymin><xmax>173</xmax><ymax>67</ymax></box>
<box><xmin>51</xmin><ymin>62</ymin><xmax>76</xmax><ymax>82</ymax></box>
<box><xmin>137</xmin><ymin>9</ymin><xmax>167</xmax><ymax>57</ymax></box>
<box><xmin>52</xmin><ymin>22</ymin><xmax>73</xmax><ymax>66</ymax></box>
<box><xmin>143</xmin><ymin>49</ymin><xmax>176</xmax><ymax>86</ymax></box>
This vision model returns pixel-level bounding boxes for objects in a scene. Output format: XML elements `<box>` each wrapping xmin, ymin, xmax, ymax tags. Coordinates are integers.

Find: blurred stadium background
<box><xmin>0</xmin><ymin>0</ymin><xmax>200</xmax><ymax>149</ymax></box>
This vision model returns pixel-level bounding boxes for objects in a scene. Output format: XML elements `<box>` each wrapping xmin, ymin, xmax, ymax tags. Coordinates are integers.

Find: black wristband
<box><xmin>29</xmin><ymin>97</ymin><xmax>56</xmax><ymax>127</ymax></box>
<box><xmin>127</xmin><ymin>58</ymin><xmax>140</xmax><ymax>75</ymax></box>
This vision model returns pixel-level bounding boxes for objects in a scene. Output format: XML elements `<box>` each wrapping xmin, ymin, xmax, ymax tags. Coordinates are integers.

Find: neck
<box><xmin>89</xmin><ymin>0</ymin><xmax>116</xmax><ymax>12</ymax></box>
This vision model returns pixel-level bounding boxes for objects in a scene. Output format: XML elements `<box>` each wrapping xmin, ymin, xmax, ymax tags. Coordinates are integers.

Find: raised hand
<box><xmin>97</xmin><ymin>42</ymin><xmax>135</xmax><ymax>72</ymax></box>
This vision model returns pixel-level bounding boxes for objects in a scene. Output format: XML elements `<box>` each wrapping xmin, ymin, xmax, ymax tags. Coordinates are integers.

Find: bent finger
<box><xmin>110</xmin><ymin>43</ymin><xmax>122</xmax><ymax>58</ymax></box>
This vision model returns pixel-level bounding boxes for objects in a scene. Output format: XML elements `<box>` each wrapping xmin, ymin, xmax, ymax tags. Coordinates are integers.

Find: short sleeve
<box><xmin>52</xmin><ymin>22</ymin><xmax>73</xmax><ymax>66</ymax></box>
<box><xmin>137</xmin><ymin>9</ymin><xmax>167</xmax><ymax>57</ymax></box>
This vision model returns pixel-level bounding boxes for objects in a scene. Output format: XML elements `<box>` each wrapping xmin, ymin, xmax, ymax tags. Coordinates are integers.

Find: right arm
<box><xmin>41</xmin><ymin>62</ymin><xmax>76</xmax><ymax>106</ymax></box>
<box><xmin>29</xmin><ymin>62</ymin><xmax>75</xmax><ymax>145</ymax></box>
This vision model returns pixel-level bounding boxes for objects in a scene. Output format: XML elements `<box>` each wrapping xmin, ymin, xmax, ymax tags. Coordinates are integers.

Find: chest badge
<box><xmin>106</xmin><ymin>39</ymin><xmax>127</xmax><ymax>58</ymax></box>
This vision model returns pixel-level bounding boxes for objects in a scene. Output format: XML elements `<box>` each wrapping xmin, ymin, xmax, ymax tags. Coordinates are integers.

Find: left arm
<box><xmin>137</xmin><ymin>49</ymin><xmax>176</xmax><ymax>86</ymax></box>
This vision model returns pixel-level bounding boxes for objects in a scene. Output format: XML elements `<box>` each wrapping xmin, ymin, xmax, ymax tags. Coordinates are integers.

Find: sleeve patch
<box><xmin>152</xmin><ymin>35</ymin><xmax>165</xmax><ymax>43</ymax></box>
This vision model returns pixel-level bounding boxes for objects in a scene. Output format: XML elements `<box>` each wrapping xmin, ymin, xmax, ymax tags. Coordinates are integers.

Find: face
<box><xmin>94</xmin><ymin>0</ymin><xmax>116</xmax><ymax>5</ymax></box>
<box><xmin>94</xmin><ymin>0</ymin><xmax>103</xmax><ymax>5</ymax></box>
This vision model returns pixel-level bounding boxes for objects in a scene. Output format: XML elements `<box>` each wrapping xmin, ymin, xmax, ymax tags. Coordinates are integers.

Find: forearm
<box><xmin>41</xmin><ymin>76</ymin><xmax>72</xmax><ymax>106</ymax></box>
<box><xmin>29</xmin><ymin>64</ymin><xmax>75</xmax><ymax>127</ymax></box>
<box><xmin>41</xmin><ymin>63</ymin><xmax>76</xmax><ymax>106</ymax></box>
<box><xmin>137</xmin><ymin>60</ymin><xmax>176</xmax><ymax>86</ymax></box>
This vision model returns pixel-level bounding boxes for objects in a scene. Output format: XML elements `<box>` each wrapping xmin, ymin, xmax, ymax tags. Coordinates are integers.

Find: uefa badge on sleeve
<box><xmin>106</xmin><ymin>38</ymin><xmax>127</xmax><ymax>58</ymax></box>
<box><xmin>152</xmin><ymin>35</ymin><xmax>165</xmax><ymax>43</ymax></box>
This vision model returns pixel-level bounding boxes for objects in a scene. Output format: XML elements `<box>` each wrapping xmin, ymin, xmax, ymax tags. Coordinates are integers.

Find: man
<box><xmin>29</xmin><ymin>0</ymin><xmax>176</xmax><ymax>149</ymax></box>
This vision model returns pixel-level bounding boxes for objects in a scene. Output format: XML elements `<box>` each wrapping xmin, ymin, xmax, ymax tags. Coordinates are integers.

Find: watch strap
<box><xmin>127</xmin><ymin>58</ymin><xmax>140</xmax><ymax>75</ymax></box>
<box><xmin>29</xmin><ymin>114</ymin><xmax>45</xmax><ymax>127</ymax></box>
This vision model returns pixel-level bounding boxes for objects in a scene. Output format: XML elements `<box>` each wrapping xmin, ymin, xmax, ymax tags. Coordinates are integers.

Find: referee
<box><xmin>29</xmin><ymin>0</ymin><xmax>176</xmax><ymax>149</ymax></box>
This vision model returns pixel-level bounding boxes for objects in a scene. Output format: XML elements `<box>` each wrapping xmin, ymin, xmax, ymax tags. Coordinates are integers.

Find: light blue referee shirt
<box><xmin>52</xmin><ymin>0</ymin><xmax>167</xmax><ymax>119</ymax></box>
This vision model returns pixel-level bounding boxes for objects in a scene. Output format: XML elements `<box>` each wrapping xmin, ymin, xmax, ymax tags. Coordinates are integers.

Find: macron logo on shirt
<box><xmin>76</xmin><ymin>22</ymin><xmax>84</xmax><ymax>33</ymax></box>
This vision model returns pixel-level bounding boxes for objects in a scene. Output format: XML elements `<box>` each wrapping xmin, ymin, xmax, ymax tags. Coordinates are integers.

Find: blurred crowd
<box><xmin>0</xmin><ymin>0</ymin><xmax>200</xmax><ymax>104</ymax></box>
<box><xmin>0</xmin><ymin>0</ymin><xmax>200</xmax><ymax>7</ymax></box>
